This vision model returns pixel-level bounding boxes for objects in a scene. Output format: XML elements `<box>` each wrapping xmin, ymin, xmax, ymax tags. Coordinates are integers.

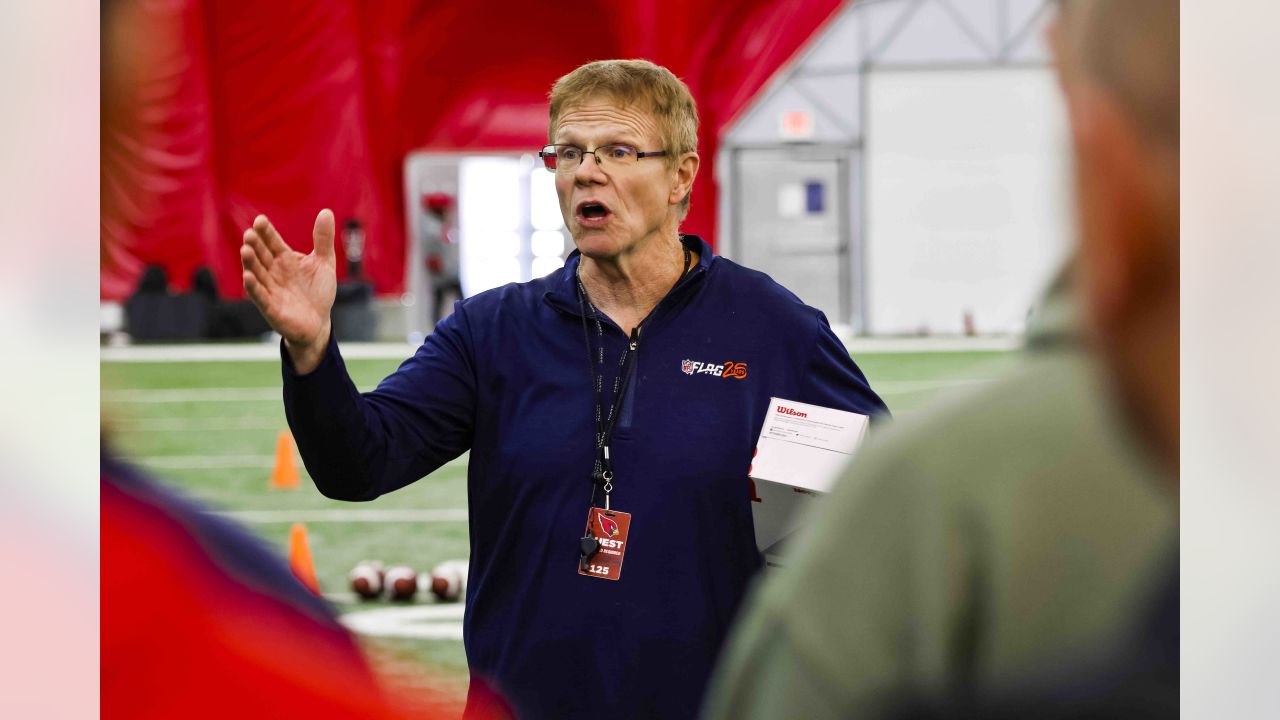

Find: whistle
<box><xmin>579</xmin><ymin>535</ymin><xmax>600</xmax><ymax>571</ymax></box>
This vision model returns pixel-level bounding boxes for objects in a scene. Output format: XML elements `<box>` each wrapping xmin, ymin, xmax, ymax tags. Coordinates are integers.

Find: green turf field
<box><xmin>101</xmin><ymin>348</ymin><xmax>1015</xmax><ymax>702</ymax></box>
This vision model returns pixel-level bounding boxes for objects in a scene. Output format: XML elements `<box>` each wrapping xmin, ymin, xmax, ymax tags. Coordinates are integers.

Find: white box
<box><xmin>749</xmin><ymin>397</ymin><xmax>870</xmax><ymax>568</ymax></box>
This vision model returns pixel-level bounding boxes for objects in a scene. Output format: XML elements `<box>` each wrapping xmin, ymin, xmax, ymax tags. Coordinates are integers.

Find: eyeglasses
<box><xmin>539</xmin><ymin>144</ymin><xmax>668</xmax><ymax>173</ymax></box>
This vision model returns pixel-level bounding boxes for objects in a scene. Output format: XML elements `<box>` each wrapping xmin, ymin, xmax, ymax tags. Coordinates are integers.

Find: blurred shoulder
<box><xmin>826</xmin><ymin>345</ymin><xmax>1165</xmax><ymax>514</ymax></box>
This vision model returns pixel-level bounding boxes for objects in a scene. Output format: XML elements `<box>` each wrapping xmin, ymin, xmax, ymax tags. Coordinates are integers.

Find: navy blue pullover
<box><xmin>283</xmin><ymin>235</ymin><xmax>887</xmax><ymax>718</ymax></box>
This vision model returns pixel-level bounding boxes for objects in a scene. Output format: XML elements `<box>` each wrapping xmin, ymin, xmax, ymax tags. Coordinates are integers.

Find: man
<box><xmin>240</xmin><ymin>60</ymin><xmax>887</xmax><ymax>718</ymax></box>
<box><xmin>703</xmin><ymin>1</ymin><xmax>1179</xmax><ymax>717</ymax></box>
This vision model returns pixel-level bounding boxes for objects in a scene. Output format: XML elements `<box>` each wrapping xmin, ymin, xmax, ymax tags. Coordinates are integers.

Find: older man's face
<box><xmin>552</xmin><ymin>97</ymin><xmax>679</xmax><ymax>262</ymax></box>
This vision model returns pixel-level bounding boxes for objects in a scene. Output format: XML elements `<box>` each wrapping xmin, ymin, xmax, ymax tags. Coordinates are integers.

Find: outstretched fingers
<box><xmin>240</xmin><ymin>233</ymin><xmax>276</xmax><ymax>285</ymax></box>
<box><xmin>253</xmin><ymin>214</ymin><xmax>291</xmax><ymax>256</ymax></box>
<box><xmin>240</xmin><ymin>241</ymin><xmax>274</xmax><ymax>299</ymax></box>
<box><xmin>242</xmin><ymin>227</ymin><xmax>275</xmax><ymax>271</ymax></box>
<box><xmin>242</xmin><ymin>269</ymin><xmax>273</xmax><ymax>309</ymax></box>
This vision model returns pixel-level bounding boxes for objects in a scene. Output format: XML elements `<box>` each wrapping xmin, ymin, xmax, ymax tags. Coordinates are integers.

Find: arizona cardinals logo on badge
<box><xmin>597</xmin><ymin>512</ymin><xmax>620</xmax><ymax>538</ymax></box>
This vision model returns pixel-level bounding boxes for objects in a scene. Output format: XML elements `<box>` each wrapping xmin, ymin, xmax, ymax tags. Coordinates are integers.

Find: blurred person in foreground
<box><xmin>240</xmin><ymin>59</ymin><xmax>887</xmax><ymax>718</ymax></box>
<box><xmin>102</xmin><ymin>442</ymin><xmax>505</xmax><ymax>718</ymax></box>
<box><xmin>704</xmin><ymin>0</ymin><xmax>1179</xmax><ymax>717</ymax></box>
<box><xmin>101</xmin><ymin>450</ymin><xmax>404</xmax><ymax>718</ymax></box>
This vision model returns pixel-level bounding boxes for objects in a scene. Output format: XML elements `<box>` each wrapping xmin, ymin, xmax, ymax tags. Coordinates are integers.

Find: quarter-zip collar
<box><xmin>543</xmin><ymin>234</ymin><xmax>713</xmax><ymax>325</ymax></box>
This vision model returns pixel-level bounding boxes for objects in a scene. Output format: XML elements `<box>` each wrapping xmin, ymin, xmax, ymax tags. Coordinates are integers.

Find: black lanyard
<box><xmin>575</xmin><ymin>243</ymin><xmax>691</xmax><ymax>509</ymax></box>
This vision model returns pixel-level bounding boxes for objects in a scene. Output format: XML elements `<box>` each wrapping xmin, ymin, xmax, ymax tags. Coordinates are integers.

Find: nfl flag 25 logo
<box><xmin>681</xmin><ymin>359</ymin><xmax>748</xmax><ymax>379</ymax></box>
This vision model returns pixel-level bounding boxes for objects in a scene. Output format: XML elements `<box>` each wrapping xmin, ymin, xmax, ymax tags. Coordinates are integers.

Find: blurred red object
<box><xmin>102</xmin><ymin>457</ymin><xmax>400</xmax><ymax>718</ymax></box>
<box><xmin>100</xmin><ymin>452</ymin><xmax>497</xmax><ymax>718</ymax></box>
<box><xmin>422</xmin><ymin>192</ymin><xmax>456</xmax><ymax>216</ymax></box>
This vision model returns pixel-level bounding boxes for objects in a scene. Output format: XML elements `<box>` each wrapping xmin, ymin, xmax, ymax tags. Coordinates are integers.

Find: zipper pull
<box><xmin>629</xmin><ymin>327</ymin><xmax>639</xmax><ymax>351</ymax></box>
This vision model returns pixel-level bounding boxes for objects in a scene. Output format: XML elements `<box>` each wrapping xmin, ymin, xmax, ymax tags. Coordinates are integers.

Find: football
<box><xmin>348</xmin><ymin>560</ymin><xmax>384</xmax><ymax>600</ymax></box>
<box><xmin>429</xmin><ymin>559</ymin><xmax>469</xmax><ymax>602</ymax></box>
<box><xmin>385</xmin><ymin>564</ymin><xmax>418</xmax><ymax>601</ymax></box>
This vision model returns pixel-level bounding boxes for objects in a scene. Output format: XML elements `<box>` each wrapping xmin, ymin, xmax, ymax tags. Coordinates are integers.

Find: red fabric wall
<box><xmin>102</xmin><ymin>0</ymin><xmax>845</xmax><ymax>301</ymax></box>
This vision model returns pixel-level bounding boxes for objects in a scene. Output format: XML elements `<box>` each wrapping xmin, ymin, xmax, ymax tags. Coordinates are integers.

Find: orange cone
<box><xmin>271</xmin><ymin>430</ymin><xmax>300</xmax><ymax>489</ymax></box>
<box><xmin>288</xmin><ymin>522</ymin><xmax>320</xmax><ymax>595</ymax></box>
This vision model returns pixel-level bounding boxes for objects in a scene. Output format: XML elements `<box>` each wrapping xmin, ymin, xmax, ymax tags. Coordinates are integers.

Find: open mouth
<box><xmin>575</xmin><ymin>200</ymin><xmax>612</xmax><ymax>224</ymax></box>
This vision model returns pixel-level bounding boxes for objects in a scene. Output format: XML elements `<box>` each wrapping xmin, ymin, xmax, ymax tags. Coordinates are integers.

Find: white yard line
<box><xmin>842</xmin><ymin>336</ymin><xmax>1020</xmax><ymax>353</ymax></box>
<box><xmin>139</xmin><ymin>455</ymin><xmax>278</xmax><ymax>469</ymax></box>
<box><xmin>111</xmin><ymin>417</ymin><xmax>284</xmax><ymax>431</ymax></box>
<box><xmin>215</xmin><ymin>508</ymin><xmax>468</xmax><ymax>523</ymax></box>
<box><xmin>102</xmin><ymin>387</ymin><xmax>281</xmax><ymax>403</ymax></box>
<box><xmin>340</xmin><ymin>604</ymin><xmax>466</xmax><ymax>640</ymax></box>
<box><xmin>101</xmin><ymin>342</ymin><xmax>419</xmax><ymax>363</ymax></box>
<box><xmin>871</xmin><ymin>377</ymin><xmax>997</xmax><ymax>394</ymax></box>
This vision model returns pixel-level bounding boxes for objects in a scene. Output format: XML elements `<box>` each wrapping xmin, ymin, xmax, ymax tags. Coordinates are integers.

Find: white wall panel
<box><xmin>865</xmin><ymin>68</ymin><xmax>1070</xmax><ymax>334</ymax></box>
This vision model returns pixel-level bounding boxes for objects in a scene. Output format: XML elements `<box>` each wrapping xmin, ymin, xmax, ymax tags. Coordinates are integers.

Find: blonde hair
<box><xmin>1056</xmin><ymin>0</ymin><xmax>1178</xmax><ymax>153</ymax></box>
<box><xmin>549</xmin><ymin>59</ymin><xmax>699</xmax><ymax>216</ymax></box>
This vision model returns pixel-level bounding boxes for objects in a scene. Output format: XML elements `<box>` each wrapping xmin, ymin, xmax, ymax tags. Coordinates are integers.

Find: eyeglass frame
<box><xmin>538</xmin><ymin>143</ymin><xmax>669</xmax><ymax>173</ymax></box>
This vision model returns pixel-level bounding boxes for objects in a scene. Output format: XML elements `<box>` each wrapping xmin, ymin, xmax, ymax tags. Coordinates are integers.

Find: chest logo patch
<box><xmin>681</xmin><ymin>359</ymin><xmax>749</xmax><ymax>379</ymax></box>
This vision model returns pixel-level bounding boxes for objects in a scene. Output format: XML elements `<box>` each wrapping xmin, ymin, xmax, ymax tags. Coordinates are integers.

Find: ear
<box><xmin>669</xmin><ymin>151</ymin><xmax>700</xmax><ymax>206</ymax></box>
<box><xmin>1065</xmin><ymin>81</ymin><xmax>1160</xmax><ymax>336</ymax></box>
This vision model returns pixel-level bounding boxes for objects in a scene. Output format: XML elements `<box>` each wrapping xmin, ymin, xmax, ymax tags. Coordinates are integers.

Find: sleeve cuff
<box><xmin>280</xmin><ymin>332</ymin><xmax>341</xmax><ymax>382</ymax></box>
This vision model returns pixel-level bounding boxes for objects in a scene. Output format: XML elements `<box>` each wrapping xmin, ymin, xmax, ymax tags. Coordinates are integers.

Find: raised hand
<box><xmin>241</xmin><ymin>209</ymin><xmax>337</xmax><ymax>374</ymax></box>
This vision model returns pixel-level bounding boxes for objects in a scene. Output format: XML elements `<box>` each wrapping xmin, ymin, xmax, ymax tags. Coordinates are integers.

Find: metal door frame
<box><xmin>725</xmin><ymin>142</ymin><xmax>862</xmax><ymax>329</ymax></box>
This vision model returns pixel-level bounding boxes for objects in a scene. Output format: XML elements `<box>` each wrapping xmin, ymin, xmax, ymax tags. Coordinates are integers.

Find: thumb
<box><xmin>313</xmin><ymin>208</ymin><xmax>336</xmax><ymax>260</ymax></box>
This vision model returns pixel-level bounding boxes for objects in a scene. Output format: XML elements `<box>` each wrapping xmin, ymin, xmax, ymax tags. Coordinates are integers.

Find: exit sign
<box><xmin>780</xmin><ymin>110</ymin><xmax>814</xmax><ymax>140</ymax></box>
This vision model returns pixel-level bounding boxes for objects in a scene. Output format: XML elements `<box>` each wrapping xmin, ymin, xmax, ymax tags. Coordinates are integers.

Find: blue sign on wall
<box><xmin>805</xmin><ymin>180</ymin><xmax>825</xmax><ymax>214</ymax></box>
